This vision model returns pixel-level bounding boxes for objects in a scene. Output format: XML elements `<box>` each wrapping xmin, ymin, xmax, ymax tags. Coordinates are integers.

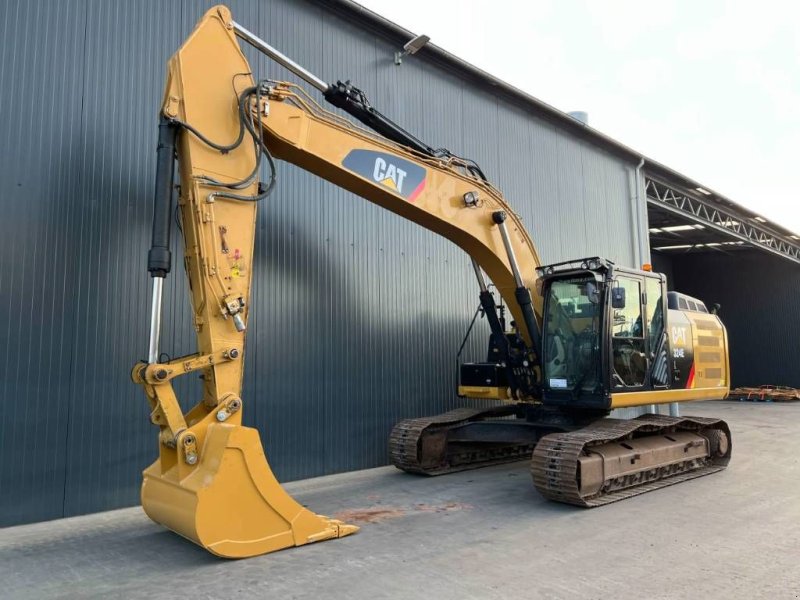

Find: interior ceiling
<box><xmin>648</xmin><ymin>204</ymin><xmax>750</xmax><ymax>255</ymax></box>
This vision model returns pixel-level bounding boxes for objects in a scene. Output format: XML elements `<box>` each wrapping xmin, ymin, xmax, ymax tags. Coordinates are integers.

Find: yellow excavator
<box><xmin>132</xmin><ymin>6</ymin><xmax>731</xmax><ymax>558</ymax></box>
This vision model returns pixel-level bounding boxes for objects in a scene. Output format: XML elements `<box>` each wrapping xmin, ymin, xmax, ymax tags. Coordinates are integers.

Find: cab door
<box><xmin>609</xmin><ymin>273</ymin><xmax>669</xmax><ymax>393</ymax></box>
<box><xmin>643</xmin><ymin>275</ymin><xmax>670</xmax><ymax>388</ymax></box>
<box><xmin>609</xmin><ymin>274</ymin><xmax>648</xmax><ymax>390</ymax></box>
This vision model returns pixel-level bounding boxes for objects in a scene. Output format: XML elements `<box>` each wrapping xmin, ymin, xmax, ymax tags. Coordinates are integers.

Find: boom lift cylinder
<box><xmin>492</xmin><ymin>211</ymin><xmax>542</xmax><ymax>362</ymax></box>
<box><xmin>145</xmin><ymin>118</ymin><xmax>178</xmax><ymax>363</ymax></box>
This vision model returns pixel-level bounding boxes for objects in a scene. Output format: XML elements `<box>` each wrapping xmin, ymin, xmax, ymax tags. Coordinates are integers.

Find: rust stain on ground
<box><xmin>335</xmin><ymin>501</ymin><xmax>472</xmax><ymax>524</ymax></box>
<box><xmin>334</xmin><ymin>507</ymin><xmax>407</xmax><ymax>523</ymax></box>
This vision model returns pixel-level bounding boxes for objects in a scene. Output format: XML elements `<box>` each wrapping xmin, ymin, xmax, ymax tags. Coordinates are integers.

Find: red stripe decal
<box><xmin>407</xmin><ymin>178</ymin><xmax>426</xmax><ymax>202</ymax></box>
<box><xmin>685</xmin><ymin>362</ymin><xmax>695</xmax><ymax>389</ymax></box>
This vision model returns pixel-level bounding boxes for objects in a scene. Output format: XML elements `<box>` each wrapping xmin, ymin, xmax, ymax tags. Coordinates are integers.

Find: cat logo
<box><xmin>671</xmin><ymin>325</ymin><xmax>688</xmax><ymax>346</ymax></box>
<box><xmin>372</xmin><ymin>157</ymin><xmax>407</xmax><ymax>193</ymax></box>
<box><xmin>342</xmin><ymin>149</ymin><xmax>427</xmax><ymax>201</ymax></box>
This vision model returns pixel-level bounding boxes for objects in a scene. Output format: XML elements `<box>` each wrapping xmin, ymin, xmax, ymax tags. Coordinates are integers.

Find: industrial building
<box><xmin>1</xmin><ymin>0</ymin><xmax>798</xmax><ymax>531</ymax></box>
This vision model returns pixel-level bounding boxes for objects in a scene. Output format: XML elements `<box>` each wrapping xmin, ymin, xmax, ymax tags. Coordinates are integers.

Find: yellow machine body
<box><xmin>134</xmin><ymin>5</ymin><xmax>733</xmax><ymax>558</ymax></box>
<box><xmin>609</xmin><ymin>305</ymin><xmax>730</xmax><ymax>408</ymax></box>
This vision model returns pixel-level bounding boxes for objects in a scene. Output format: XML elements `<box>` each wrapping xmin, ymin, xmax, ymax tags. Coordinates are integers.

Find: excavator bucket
<box><xmin>135</xmin><ymin>5</ymin><xmax>356</xmax><ymax>558</ymax></box>
<box><xmin>141</xmin><ymin>420</ymin><xmax>357</xmax><ymax>558</ymax></box>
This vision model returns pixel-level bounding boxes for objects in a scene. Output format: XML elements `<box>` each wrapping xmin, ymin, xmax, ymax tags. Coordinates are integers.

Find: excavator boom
<box><xmin>134</xmin><ymin>4</ymin><xmax>540</xmax><ymax>559</ymax></box>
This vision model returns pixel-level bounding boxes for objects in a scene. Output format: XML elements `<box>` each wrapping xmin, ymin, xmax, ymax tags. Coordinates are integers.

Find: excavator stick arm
<box><xmin>136</xmin><ymin>5</ymin><xmax>357</xmax><ymax>559</ymax></box>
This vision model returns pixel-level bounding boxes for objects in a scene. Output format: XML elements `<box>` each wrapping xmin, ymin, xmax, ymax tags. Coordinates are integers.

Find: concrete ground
<box><xmin>2</xmin><ymin>401</ymin><xmax>799</xmax><ymax>600</ymax></box>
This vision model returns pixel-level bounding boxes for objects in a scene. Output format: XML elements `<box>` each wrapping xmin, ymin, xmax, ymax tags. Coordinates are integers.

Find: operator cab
<box><xmin>539</xmin><ymin>257</ymin><xmax>670</xmax><ymax>410</ymax></box>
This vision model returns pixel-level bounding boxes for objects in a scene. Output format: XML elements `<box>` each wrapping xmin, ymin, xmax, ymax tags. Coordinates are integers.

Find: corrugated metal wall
<box><xmin>0</xmin><ymin>0</ymin><xmax>642</xmax><ymax>526</ymax></box>
<box><xmin>661</xmin><ymin>251</ymin><xmax>800</xmax><ymax>389</ymax></box>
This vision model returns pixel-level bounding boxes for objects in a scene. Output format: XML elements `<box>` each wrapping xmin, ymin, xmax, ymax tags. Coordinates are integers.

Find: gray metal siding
<box><xmin>1</xmin><ymin>0</ymin><xmax>88</xmax><ymax>525</ymax></box>
<box><xmin>0</xmin><ymin>0</ymin><xmax>641</xmax><ymax>525</ymax></box>
<box><xmin>668</xmin><ymin>251</ymin><xmax>800</xmax><ymax>389</ymax></box>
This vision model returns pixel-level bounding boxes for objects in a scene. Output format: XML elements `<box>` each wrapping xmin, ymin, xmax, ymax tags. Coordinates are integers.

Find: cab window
<box><xmin>645</xmin><ymin>277</ymin><xmax>664</xmax><ymax>352</ymax></box>
<box><xmin>612</xmin><ymin>276</ymin><xmax>646</xmax><ymax>387</ymax></box>
<box><xmin>542</xmin><ymin>277</ymin><xmax>602</xmax><ymax>393</ymax></box>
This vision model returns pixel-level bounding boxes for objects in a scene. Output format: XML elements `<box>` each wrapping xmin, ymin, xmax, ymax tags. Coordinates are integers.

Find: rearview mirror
<box><xmin>611</xmin><ymin>287</ymin><xmax>626</xmax><ymax>309</ymax></box>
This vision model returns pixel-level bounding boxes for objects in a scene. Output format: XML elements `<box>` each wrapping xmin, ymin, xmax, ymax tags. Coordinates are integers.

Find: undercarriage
<box><xmin>390</xmin><ymin>405</ymin><xmax>731</xmax><ymax>506</ymax></box>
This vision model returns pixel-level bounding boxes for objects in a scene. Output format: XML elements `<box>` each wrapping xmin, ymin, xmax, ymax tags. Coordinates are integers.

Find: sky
<box><xmin>358</xmin><ymin>0</ymin><xmax>800</xmax><ymax>234</ymax></box>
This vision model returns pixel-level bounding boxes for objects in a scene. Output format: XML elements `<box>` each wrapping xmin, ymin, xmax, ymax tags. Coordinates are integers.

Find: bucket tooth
<box><xmin>141</xmin><ymin>423</ymin><xmax>358</xmax><ymax>558</ymax></box>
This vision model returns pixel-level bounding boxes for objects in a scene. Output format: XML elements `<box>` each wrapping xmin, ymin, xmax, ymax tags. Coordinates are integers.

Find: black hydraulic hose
<box><xmin>187</xmin><ymin>86</ymin><xmax>262</xmax><ymax>190</ymax></box>
<box><xmin>454</xmin><ymin>302</ymin><xmax>484</xmax><ymax>394</ymax></box>
<box><xmin>169</xmin><ymin>83</ymin><xmax>278</xmax><ymax>203</ymax></box>
<box><xmin>147</xmin><ymin>117</ymin><xmax>178</xmax><ymax>278</ymax></box>
<box><xmin>207</xmin><ymin>84</ymin><xmax>278</xmax><ymax>202</ymax></box>
<box><xmin>456</xmin><ymin>303</ymin><xmax>483</xmax><ymax>361</ymax></box>
<box><xmin>169</xmin><ymin>106</ymin><xmax>246</xmax><ymax>154</ymax></box>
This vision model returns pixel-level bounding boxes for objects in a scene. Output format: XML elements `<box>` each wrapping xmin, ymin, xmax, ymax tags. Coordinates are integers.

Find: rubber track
<box><xmin>390</xmin><ymin>407</ymin><xmax>533</xmax><ymax>475</ymax></box>
<box><xmin>531</xmin><ymin>414</ymin><xmax>731</xmax><ymax>507</ymax></box>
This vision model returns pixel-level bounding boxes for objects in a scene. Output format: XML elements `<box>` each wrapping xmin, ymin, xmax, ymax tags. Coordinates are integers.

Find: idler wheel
<box><xmin>703</xmin><ymin>429</ymin><xmax>730</xmax><ymax>457</ymax></box>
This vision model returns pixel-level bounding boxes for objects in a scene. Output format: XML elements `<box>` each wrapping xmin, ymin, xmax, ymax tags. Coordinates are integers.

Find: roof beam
<box><xmin>645</xmin><ymin>176</ymin><xmax>800</xmax><ymax>265</ymax></box>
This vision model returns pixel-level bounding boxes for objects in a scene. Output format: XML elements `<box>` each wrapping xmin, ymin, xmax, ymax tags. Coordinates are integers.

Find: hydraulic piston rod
<box><xmin>493</xmin><ymin>212</ymin><xmax>524</xmax><ymax>288</ymax></box>
<box><xmin>148</xmin><ymin>277</ymin><xmax>164</xmax><ymax>364</ymax></box>
<box><xmin>232</xmin><ymin>19</ymin><xmax>446</xmax><ymax>162</ymax></box>
<box><xmin>232</xmin><ymin>21</ymin><xmax>329</xmax><ymax>92</ymax></box>
<box><xmin>471</xmin><ymin>258</ymin><xmax>489</xmax><ymax>293</ymax></box>
<box><xmin>492</xmin><ymin>211</ymin><xmax>542</xmax><ymax>361</ymax></box>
